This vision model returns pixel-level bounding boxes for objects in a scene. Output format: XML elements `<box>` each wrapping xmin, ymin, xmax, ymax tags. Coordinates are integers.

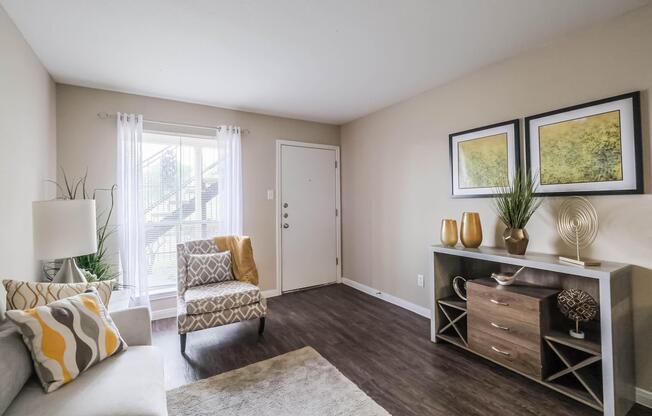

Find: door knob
<box><xmin>283</xmin><ymin>213</ymin><xmax>288</xmax><ymax>218</ymax></box>
<box><xmin>283</xmin><ymin>223</ymin><xmax>290</xmax><ymax>229</ymax></box>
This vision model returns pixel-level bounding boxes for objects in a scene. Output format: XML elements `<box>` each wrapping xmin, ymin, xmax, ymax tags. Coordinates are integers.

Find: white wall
<box><xmin>341</xmin><ymin>6</ymin><xmax>652</xmax><ymax>391</ymax></box>
<box><xmin>55</xmin><ymin>85</ymin><xmax>340</xmax><ymax>311</ymax></box>
<box><xmin>0</xmin><ymin>5</ymin><xmax>57</xmax><ymax>293</ymax></box>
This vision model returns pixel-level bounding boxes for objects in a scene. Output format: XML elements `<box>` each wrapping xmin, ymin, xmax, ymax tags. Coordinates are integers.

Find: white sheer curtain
<box><xmin>116</xmin><ymin>113</ymin><xmax>149</xmax><ymax>304</ymax></box>
<box><xmin>216</xmin><ymin>126</ymin><xmax>243</xmax><ymax>235</ymax></box>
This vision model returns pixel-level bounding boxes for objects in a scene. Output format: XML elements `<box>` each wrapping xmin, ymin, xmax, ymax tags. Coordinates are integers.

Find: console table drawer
<box><xmin>467</xmin><ymin>281</ymin><xmax>540</xmax><ymax>326</ymax></box>
<box><xmin>469</xmin><ymin>328</ymin><xmax>542</xmax><ymax>379</ymax></box>
<box><xmin>468</xmin><ymin>311</ymin><xmax>541</xmax><ymax>351</ymax></box>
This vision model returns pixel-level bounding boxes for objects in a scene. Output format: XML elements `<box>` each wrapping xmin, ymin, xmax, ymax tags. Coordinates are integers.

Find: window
<box><xmin>142</xmin><ymin>131</ymin><xmax>223</xmax><ymax>291</ymax></box>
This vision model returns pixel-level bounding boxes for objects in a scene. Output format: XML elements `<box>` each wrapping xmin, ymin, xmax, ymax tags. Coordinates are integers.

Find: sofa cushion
<box><xmin>0</xmin><ymin>322</ymin><xmax>32</xmax><ymax>415</ymax></box>
<box><xmin>5</xmin><ymin>290</ymin><xmax>127</xmax><ymax>393</ymax></box>
<box><xmin>4</xmin><ymin>346</ymin><xmax>166</xmax><ymax>416</ymax></box>
<box><xmin>3</xmin><ymin>279</ymin><xmax>114</xmax><ymax>310</ymax></box>
<box><xmin>186</xmin><ymin>251</ymin><xmax>233</xmax><ymax>287</ymax></box>
<box><xmin>184</xmin><ymin>280</ymin><xmax>261</xmax><ymax>315</ymax></box>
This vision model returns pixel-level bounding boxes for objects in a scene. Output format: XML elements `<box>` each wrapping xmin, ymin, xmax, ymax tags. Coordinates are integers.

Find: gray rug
<box><xmin>167</xmin><ymin>346</ymin><xmax>391</xmax><ymax>416</ymax></box>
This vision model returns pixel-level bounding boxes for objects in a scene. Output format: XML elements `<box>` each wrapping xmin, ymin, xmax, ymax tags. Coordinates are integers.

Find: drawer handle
<box><xmin>491</xmin><ymin>346</ymin><xmax>511</xmax><ymax>356</ymax></box>
<box><xmin>490</xmin><ymin>322</ymin><xmax>510</xmax><ymax>331</ymax></box>
<box><xmin>490</xmin><ymin>299</ymin><xmax>509</xmax><ymax>306</ymax></box>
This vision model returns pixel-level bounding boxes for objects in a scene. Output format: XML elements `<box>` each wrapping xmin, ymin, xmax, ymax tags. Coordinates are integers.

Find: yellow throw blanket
<box><xmin>213</xmin><ymin>236</ymin><xmax>259</xmax><ymax>286</ymax></box>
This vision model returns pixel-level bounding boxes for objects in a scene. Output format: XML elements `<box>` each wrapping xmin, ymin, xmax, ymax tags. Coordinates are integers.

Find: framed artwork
<box><xmin>525</xmin><ymin>92</ymin><xmax>642</xmax><ymax>196</ymax></box>
<box><xmin>449</xmin><ymin>119</ymin><xmax>520</xmax><ymax>198</ymax></box>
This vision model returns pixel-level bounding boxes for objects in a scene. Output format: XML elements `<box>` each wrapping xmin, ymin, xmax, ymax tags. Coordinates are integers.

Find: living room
<box><xmin>1</xmin><ymin>1</ymin><xmax>651</xmax><ymax>415</ymax></box>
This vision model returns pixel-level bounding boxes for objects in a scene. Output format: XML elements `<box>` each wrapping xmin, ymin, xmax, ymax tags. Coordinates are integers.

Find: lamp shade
<box><xmin>32</xmin><ymin>199</ymin><xmax>98</xmax><ymax>260</ymax></box>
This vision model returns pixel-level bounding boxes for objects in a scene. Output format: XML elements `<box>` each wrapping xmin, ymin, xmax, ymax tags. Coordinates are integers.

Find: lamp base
<box><xmin>53</xmin><ymin>258</ymin><xmax>87</xmax><ymax>283</ymax></box>
<box><xmin>559</xmin><ymin>256</ymin><xmax>601</xmax><ymax>267</ymax></box>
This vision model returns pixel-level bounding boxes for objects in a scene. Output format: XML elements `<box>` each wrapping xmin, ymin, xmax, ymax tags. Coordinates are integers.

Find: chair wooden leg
<box><xmin>258</xmin><ymin>317</ymin><xmax>266</xmax><ymax>335</ymax></box>
<box><xmin>180</xmin><ymin>333</ymin><xmax>187</xmax><ymax>354</ymax></box>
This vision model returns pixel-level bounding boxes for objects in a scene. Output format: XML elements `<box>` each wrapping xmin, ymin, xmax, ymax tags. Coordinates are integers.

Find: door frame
<box><xmin>275</xmin><ymin>140</ymin><xmax>342</xmax><ymax>294</ymax></box>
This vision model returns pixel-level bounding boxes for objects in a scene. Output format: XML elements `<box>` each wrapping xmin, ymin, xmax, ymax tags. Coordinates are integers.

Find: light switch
<box><xmin>267</xmin><ymin>189</ymin><xmax>274</xmax><ymax>200</ymax></box>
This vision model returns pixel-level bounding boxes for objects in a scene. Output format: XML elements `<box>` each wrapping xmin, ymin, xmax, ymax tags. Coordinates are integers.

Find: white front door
<box><xmin>280</xmin><ymin>143</ymin><xmax>339</xmax><ymax>292</ymax></box>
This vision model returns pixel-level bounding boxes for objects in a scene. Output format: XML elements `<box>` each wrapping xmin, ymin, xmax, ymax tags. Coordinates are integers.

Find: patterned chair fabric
<box><xmin>176</xmin><ymin>239</ymin><xmax>267</xmax><ymax>336</ymax></box>
<box><xmin>177</xmin><ymin>239</ymin><xmax>220</xmax><ymax>295</ymax></box>
<box><xmin>184</xmin><ymin>280</ymin><xmax>261</xmax><ymax>315</ymax></box>
<box><xmin>178</xmin><ymin>297</ymin><xmax>267</xmax><ymax>335</ymax></box>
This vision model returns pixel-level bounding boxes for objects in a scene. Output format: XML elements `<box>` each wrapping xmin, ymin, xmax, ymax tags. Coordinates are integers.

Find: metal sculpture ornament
<box><xmin>557</xmin><ymin>288</ymin><xmax>599</xmax><ymax>339</ymax></box>
<box><xmin>557</xmin><ymin>197</ymin><xmax>601</xmax><ymax>267</ymax></box>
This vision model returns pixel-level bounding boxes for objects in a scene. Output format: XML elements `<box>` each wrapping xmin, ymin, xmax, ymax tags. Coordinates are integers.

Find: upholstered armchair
<box><xmin>176</xmin><ymin>239</ymin><xmax>267</xmax><ymax>353</ymax></box>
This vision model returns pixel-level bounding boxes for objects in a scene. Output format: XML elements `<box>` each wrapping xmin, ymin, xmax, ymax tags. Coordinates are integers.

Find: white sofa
<box><xmin>0</xmin><ymin>306</ymin><xmax>167</xmax><ymax>416</ymax></box>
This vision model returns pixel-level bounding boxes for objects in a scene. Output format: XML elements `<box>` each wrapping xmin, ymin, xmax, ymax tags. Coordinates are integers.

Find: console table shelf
<box><xmin>436</xmin><ymin>333</ymin><xmax>468</xmax><ymax>349</ymax></box>
<box><xmin>545</xmin><ymin>331</ymin><xmax>601</xmax><ymax>356</ymax></box>
<box><xmin>436</xmin><ymin>297</ymin><xmax>468</xmax><ymax>347</ymax></box>
<box><xmin>429</xmin><ymin>245</ymin><xmax>633</xmax><ymax>416</ymax></box>
<box><xmin>437</xmin><ymin>296</ymin><xmax>467</xmax><ymax>311</ymax></box>
<box><xmin>545</xmin><ymin>332</ymin><xmax>604</xmax><ymax>411</ymax></box>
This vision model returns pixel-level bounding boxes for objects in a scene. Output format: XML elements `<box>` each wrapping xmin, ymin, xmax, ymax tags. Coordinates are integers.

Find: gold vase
<box><xmin>440</xmin><ymin>219</ymin><xmax>458</xmax><ymax>247</ymax></box>
<box><xmin>503</xmin><ymin>228</ymin><xmax>529</xmax><ymax>255</ymax></box>
<box><xmin>460</xmin><ymin>212</ymin><xmax>482</xmax><ymax>248</ymax></box>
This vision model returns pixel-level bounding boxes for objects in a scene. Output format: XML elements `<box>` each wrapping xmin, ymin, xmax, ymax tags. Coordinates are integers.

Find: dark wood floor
<box><xmin>153</xmin><ymin>284</ymin><xmax>651</xmax><ymax>416</ymax></box>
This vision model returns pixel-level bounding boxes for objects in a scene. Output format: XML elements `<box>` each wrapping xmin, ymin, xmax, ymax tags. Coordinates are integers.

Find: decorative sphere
<box><xmin>557</xmin><ymin>288</ymin><xmax>599</xmax><ymax>322</ymax></box>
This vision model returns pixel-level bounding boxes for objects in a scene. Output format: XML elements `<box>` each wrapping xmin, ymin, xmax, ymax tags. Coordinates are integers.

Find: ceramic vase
<box><xmin>460</xmin><ymin>212</ymin><xmax>482</xmax><ymax>248</ymax></box>
<box><xmin>440</xmin><ymin>219</ymin><xmax>458</xmax><ymax>247</ymax></box>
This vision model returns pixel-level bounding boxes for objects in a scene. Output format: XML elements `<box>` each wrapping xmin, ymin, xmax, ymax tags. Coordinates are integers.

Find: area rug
<box><xmin>166</xmin><ymin>346</ymin><xmax>391</xmax><ymax>416</ymax></box>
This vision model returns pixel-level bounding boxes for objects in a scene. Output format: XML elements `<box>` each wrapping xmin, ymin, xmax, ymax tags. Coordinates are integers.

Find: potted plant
<box><xmin>493</xmin><ymin>170</ymin><xmax>542</xmax><ymax>255</ymax></box>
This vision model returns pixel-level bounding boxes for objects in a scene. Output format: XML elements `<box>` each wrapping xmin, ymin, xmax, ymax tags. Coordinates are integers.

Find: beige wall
<box><xmin>0</xmin><ymin>6</ymin><xmax>57</xmax><ymax>290</ymax></box>
<box><xmin>341</xmin><ymin>6</ymin><xmax>652</xmax><ymax>391</ymax></box>
<box><xmin>56</xmin><ymin>85</ymin><xmax>340</xmax><ymax>311</ymax></box>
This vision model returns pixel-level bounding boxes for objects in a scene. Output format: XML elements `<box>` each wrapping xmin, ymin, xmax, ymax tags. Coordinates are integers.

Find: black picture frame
<box><xmin>449</xmin><ymin>119</ymin><xmax>520</xmax><ymax>198</ymax></box>
<box><xmin>525</xmin><ymin>91</ymin><xmax>643</xmax><ymax>196</ymax></box>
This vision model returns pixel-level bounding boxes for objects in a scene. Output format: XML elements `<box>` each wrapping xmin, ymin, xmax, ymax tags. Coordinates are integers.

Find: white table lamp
<box><xmin>33</xmin><ymin>199</ymin><xmax>98</xmax><ymax>283</ymax></box>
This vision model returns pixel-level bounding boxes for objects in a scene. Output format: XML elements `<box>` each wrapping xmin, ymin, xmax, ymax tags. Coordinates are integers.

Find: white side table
<box><xmin>108</xmin><ymin>289</ymin><xmax>132</xmax><ymax>311</ymax></box>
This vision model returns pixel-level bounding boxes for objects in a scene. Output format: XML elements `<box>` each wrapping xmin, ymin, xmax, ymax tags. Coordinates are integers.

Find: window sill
<box><xmin>149</xmin><ymin>287</ymin><xmax>177</xmax><ymax>300</ymax></box>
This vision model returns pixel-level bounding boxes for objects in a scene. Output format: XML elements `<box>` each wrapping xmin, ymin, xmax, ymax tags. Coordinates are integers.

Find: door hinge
<box><xmin>335</xmin><ymin>160</ymin><xmax>338</xmax><ymax>168</ymax></box>
<box><xmin>336</xmin><ymin>257</ymin><xmax>339</xmax><ymax>265</ymax></box>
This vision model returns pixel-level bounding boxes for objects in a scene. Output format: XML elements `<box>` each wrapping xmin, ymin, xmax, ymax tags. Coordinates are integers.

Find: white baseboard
<box><xmin>637</xmin><ymin>387</ymin><xmax>652</xmax><ymax>409</ymax></box>
<box><xmin>341</xmin><ymin>277</ymin><xmax>430</xmax><ymax>318</ymax></box>
<box><xmin>262</xmin><ymin>289</ymin><xmax>281</xmax><ymax>298</ymax></box>
<box><xmin>151</xmin><ymin>307</ymin><xmax>176</xmax><ymax>321</ymax></box>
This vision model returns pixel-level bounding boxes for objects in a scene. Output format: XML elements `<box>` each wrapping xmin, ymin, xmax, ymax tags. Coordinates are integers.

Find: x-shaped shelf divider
<box><xmin>437</xmin><ymin>298</ymin><xmax>468</xmax><ymax>347</ymax></box>
<box><xmin>544</xmin><ymin>333</ymin><xmax>603</xmax><ymax>409</ymax></box>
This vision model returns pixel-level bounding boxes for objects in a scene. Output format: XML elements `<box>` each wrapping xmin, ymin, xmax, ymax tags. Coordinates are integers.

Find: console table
<box><xmin>428</xmin><ymin>245</ymin><xmax>634</xmax><ymax>416</ymax></box>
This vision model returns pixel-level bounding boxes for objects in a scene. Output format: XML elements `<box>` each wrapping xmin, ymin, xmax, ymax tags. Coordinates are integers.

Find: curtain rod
<box><xmin>96</xmin><ymin>112</ymin><xmax>250</xmax><ymax>135</ymax></box>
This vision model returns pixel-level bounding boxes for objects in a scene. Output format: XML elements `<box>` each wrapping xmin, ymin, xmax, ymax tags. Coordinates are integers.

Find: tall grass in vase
<box><xmin>493</xmin><ymin>170</ymin><xmax>542</xmax><ymax>255</ymax></box>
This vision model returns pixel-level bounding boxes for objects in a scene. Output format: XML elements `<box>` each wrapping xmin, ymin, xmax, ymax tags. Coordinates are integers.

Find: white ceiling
<box><xmin>1</xmin><ymin>0</ymin><xmax>648</xmax><ymax>124</ymax></box>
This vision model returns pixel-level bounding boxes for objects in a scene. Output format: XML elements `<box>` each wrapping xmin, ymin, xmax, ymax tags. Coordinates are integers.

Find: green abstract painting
<box><xmin>538</xmin><ymin>110</ymin><xmax>622</xmax><ymax>185</ymax></box>
<box><xmin>458</xmin><ymin>133</ymin><xmax>508</xmax><ymax>189</ymax></box>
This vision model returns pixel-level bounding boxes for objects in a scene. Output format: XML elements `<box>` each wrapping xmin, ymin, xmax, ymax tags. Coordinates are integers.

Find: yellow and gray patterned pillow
<box><xmin>3</xmin><ymin>279</ymin><xmax>114</xmax><ymax>310</ymax></box>
<box><xmin>5</xmin><ymin>289</ymin><xmax>127</xmax><ymax>392</ymax></box>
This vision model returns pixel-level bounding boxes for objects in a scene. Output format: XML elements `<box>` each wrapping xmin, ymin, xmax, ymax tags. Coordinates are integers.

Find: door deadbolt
<box><xmin>283</xmin><ymin>203</ymin><xmax>288</xmax><ymax>208</ymax></box>
<box><xmin>283</xmin><ymin>213</ymin><xmax>288</xmax><ymax>218</ymax></box>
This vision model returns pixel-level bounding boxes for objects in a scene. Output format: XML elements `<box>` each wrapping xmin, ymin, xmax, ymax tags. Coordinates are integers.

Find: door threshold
<box><xmin>282</xmin><ymin>282</ymin><xmax>338</xmax><ymax>294</ymax></box>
